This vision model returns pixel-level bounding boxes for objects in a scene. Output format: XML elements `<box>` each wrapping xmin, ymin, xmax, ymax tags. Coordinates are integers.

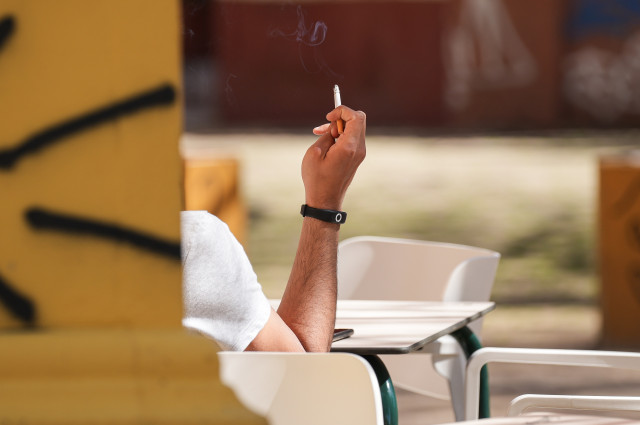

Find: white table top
<box><xmin>270</xmin><ymin>299</ymin><xmax>495</xmax><ymax>355</ymax></box>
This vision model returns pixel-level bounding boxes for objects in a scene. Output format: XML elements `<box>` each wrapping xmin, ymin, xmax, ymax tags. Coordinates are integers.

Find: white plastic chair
<box><xmin>218</xmin><ymin>348</ymin><xmax>640</xmax><ymax>425</ymax></box>
<box><xmin>337</xmin><ymin>236</ymin><xmax>500</xmax><ymax>421</ymax></box>
<box><xmin>218</xmin><ymin>352</ymin><xmax>384</xmax><ymax>425</ymax></box>
<box><xmin>464</xmin><ymin>347</ymin><xmax>640</xmax><ymax>420</ymax></box>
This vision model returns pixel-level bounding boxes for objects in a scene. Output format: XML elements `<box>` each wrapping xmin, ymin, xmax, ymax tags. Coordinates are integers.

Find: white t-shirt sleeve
<box><xmin>181</xmin><ymin>211</ymin><xmax>271</xmax><ymax>351</ymax></box>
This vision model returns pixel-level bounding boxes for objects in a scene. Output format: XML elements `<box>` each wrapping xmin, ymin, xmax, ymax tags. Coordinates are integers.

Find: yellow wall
<box><xmin>0</xmin><ymin>0</ymin><xmax>183</xmax><ymax>328</ymax></box>
<box><xmin>0</xmin><ymin>329</ymin><xmax>265</xmax><ymax>425</ymax></box>
<box><xmin>0</xmin><ymin>1</ymin><xmax>264</xmax><ymax>423</ymax></box>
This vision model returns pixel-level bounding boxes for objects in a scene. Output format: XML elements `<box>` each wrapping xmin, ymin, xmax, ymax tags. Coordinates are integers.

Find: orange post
<box><xmin>599</xmin><ymin>152</ymin><xmax>640</xmax><ymax>348</ymax></box>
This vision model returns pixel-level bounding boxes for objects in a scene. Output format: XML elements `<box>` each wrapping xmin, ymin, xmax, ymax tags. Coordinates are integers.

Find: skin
<box><xmin>245</xmin><ymin>105</ymin><xmax>366</xmax><ymax>352</ymax></box>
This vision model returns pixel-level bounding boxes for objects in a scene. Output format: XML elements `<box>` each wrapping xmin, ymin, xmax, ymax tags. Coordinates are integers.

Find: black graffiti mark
<box><xmin>0</xmin><ymin>271</ymin><xmax>36</xmax><ymax>325</ymax></box>
<box><xmin>0</xmin><ymin>15</ymin><xmax>15</xmax><ymax>54</ymax></box>
<box><xmin>613</xmin><ymin>175</ymin><xmax>640</xmax><ymax>217</ymax></box>
<box><xmin>0</xmin><ymin>14</ymin><xmax>32</xmax><ymax>325</ymax></box>
<box><xmin>26</xmin><ymin>207</ymin><xmax>181</xmax><ymax>260</ymax></box>
<box><xmin>0</xmin><ymin>83</ymin><xmax>176</xmax><ymax>170</ymax></box>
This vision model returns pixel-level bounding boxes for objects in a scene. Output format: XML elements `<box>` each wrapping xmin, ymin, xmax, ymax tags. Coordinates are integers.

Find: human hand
<box><xmin>302</xmin><ymin>106</ymin><xmax>366</xmax><ymax>211</ymax></box>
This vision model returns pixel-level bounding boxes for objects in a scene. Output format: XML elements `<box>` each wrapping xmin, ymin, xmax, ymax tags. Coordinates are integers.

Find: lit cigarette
<box><xmin>333</xmin><ymin>84</ymin><xmax>345</xmax><ymax>134</ymax></box>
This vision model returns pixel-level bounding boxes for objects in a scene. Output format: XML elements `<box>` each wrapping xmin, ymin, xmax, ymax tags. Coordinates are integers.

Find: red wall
<box><xmin>212</xmin><ymin>1</ymin><xmax>446</xmax><ymax>127</ymax></box>
<box><xmin>182</xmin><ymin>0</ymin><xmax>640</xmax><ymax>130</ymax></box>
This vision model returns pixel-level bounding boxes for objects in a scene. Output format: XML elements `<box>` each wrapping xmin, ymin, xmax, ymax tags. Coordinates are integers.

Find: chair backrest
<box><xmin>337</xmin><ymin>236</ymin><xmax>500</xmax><ymax>334</ymax></box>
<box><xmin>218</xmin><ymin>352</ymin><xmax>384</xmax><ymax>425</ymax></box>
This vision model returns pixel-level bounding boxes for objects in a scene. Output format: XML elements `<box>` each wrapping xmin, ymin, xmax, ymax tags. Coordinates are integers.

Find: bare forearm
<box><xmin>277</xmin><ymin>217</ymin><xmax>339</xmax><ymax>352</ymax></box>
<box><xmin>269</xmin><ymin>105</ymin><xmax>365</xmax><ymax>352</ymax></box>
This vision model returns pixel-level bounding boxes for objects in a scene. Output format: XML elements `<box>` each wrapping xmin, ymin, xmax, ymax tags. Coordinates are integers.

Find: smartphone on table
<box><xmin>332</xmin><ymin>328</ymin><xmax>354</xmax><ymax>342</ymax></box>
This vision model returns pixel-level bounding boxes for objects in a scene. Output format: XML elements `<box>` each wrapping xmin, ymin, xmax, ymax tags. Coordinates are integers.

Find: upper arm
<box><xmin>245</xmin><ymin>308</ymin><xmax>306</xmax><ymax>352</ymax></box>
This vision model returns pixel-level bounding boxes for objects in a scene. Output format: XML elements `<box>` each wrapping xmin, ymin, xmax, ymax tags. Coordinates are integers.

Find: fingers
<box><xmin>326</xmin><ymin>106</ymin><xmax>366</xmax><ymax>139</ymax></box>
<box><xmin>312</xmin><ymin>123</ymin><xmax>330</xmax><ymax>135</ymax></box>
<box><xmin>313</xmin><ymin>122</ymin><xmax>340</xmax><ymax>139</ymax></box>
<box><xmin>313</xmin><ymin>106</ymin><xmax>366</xmax><ymax>138</ymax></box>
<box><xmin>325</xmin><ymin>105</ymin><xmax>362</xmax><ymax>124</ymax></box>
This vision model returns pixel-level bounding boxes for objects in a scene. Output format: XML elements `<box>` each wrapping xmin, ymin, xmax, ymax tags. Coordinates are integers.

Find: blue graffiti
<box><xmin>567</xmin><ymin>0</ymin><xmax>640</xmax><ymax>40</ymax></box>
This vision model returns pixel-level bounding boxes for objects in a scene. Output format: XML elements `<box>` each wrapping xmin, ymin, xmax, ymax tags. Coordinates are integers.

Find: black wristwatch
<box><xmin>300</xmin><ymin>204</ymin><xmax>347</xmax><ymax>224</ymax></box>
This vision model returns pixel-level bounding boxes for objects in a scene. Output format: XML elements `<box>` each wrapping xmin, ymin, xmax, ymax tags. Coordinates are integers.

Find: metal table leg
<box><xmin>362</xmin><ymin>355</ymin><xmax>398</xmax><ymax>425</ymax></box>
<box><xmin>451</xmin><ymin>326</ymin><xmax>490</xmax><ymax>419</ymax></box>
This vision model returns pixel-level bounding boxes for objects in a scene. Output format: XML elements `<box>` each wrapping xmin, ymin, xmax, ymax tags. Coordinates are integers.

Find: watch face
<box><xmin>0</xmin><ymin>1</ymin><xmax>183</xmax><ymax>329</ymax></box>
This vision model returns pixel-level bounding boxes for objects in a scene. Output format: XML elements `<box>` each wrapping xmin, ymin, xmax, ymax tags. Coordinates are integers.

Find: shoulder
<box><xmin>180</xmin><ymin>210</ymin><xmax>236</xmax><ymax>258</ymax></box>
<box><xmin>181</xmin><ymin>210</ymin><xmax>230</xmax><ymax>237</ymax></box>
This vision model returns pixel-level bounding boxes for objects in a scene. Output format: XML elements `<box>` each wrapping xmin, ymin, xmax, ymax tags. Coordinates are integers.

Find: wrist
<box><xmin>304</xmin><ymin>199</ymin><xmax>342</xmax><ymax>211</ymax></box>
<box><xmin>304</xmin><ymin>191</ymin><xmax>344</xmax><ymax>211</ymax></box>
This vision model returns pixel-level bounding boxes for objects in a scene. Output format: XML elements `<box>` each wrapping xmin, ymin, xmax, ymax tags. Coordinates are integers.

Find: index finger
<box><xmin>326</xmin><ymin>106</ymin><xmax>366</xmax><ymax>137</ymax></box>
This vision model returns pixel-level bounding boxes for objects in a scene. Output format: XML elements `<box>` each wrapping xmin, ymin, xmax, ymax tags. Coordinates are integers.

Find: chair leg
<box><xmin>433</xmin><ymin>353</ymin><xmax>466</xmax><ymax>421</ymax></box>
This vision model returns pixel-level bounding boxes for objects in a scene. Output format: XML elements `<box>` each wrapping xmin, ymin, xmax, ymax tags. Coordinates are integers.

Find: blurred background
<box><xmin>180</xmin><ymin>3</ymin><xmax>640</xmax><ymax>418</ymax></box>
<box><xmin>182</xmin><ymin>0</ymin><xmax>640</xmax><ymax>131</ymax></box>
<box><xmin>180</xmin><ymin>0</ymin><xmax>640</xmax><ymax>353</ymax></box>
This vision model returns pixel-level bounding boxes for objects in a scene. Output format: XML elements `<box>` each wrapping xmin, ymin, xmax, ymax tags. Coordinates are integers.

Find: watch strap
<box><xmin>300</xmin><ymin>204</ymin><xmax>347</xmax><ymax>224</ymax></box>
